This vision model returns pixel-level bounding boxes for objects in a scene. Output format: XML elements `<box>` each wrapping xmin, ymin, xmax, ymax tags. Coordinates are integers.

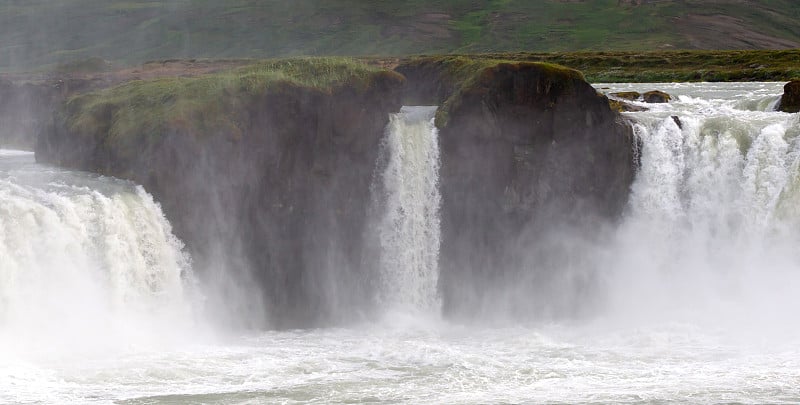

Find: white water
<box><xmin>0</xmin><ymin>151</ymin><xmax>200</xmax><ymax>358</ymax></box>
<box><xmin>601</xmin><ymin>83</ymin><xmax>800</xmax><ymax>334</ymax></box>
<box><xmin>375</xmin><ymin>106</ymin><xmax>441</xmax><ymax>313</ymax></box>
<box><xmin>4</xmin><ymin>85</ymin><xmax>800</xmax><ymax>403</ymax></box>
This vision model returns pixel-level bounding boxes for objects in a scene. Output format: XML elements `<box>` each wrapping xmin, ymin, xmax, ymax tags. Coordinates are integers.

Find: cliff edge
<box><xmin>37</xmin><ymin>58</ymin><xmax>405</xmax><ymax>327</ymax></box>
<box><xmin>398</xmin><ymin>57</ymin><xmax>637</xmax><ymax>319</ymax></box>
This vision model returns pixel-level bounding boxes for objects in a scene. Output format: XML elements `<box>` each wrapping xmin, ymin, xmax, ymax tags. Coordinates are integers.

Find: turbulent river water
<box><xmin>2</xmin><ymin>84</ymin><xmax>800</xmax><ymax>403</ymax></box>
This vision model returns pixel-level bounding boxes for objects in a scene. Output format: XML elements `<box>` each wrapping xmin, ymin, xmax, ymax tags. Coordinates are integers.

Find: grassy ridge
<box><xmin>65</xmin><ymin>58</ymin><xmax>397</xmax><ymax>161</ymax></box>
<box><xmin>395</xmin><ymin>55</ymin><xmax>585</xmax><ymax>126</ymax></box>
<box><xmin>2</xmin><ymin>0</ymin><xmax>800</xmax><ymax>71</ymax></box>
<box><xmin>412</xmin><ymin>50</ymin><xmax>800</xmax><ymax>82</ymax></box>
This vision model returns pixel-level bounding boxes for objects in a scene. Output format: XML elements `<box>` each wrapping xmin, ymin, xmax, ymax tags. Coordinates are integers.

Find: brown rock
<box><xmin>642</xmin><ymin>90</ymin><xmax>671</xmax><ymax>103</ymax></box>
<box><xmin>610</xmin><ymin>91</ymin><xmax>641</xmax><ymax>101</ymax></box>
<box><xmin>434</xmin><ymin>62</ymin><xmax>637</xmax><ymax>319</ymax></box>
<box><xmin>778</xmin><ymin>80</ymin><xmax>800</xmax><ymax>113</ymax></box>
<box><xmin>608</xmin><ymin>98</ymin><xmax>648</xmax><ymax>112</ymax></box>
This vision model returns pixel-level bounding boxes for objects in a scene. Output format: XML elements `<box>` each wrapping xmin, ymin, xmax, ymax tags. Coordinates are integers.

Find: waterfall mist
<box><xmin>372</xmin><ymin>106</ymin><xmax>442</xmax><ymax>316</ymax></box>
<box><xmin>0</xmin><ymin>151</ymin><xmax>202</xmax><ymax>355</ymax></box>
<box><xmin>5</xmin><ymin>80</ymin><xmax>800</xmax><ymax>403</ymax></box>
<box><xmin>598</xmin><ymin>83</ymin><xmax>800</xmax><ymax>338</ymax></box>
<box><xmin>434</xmin><ymin>81</ymin><xmax>800</xmax><ymax>336</ymax></box>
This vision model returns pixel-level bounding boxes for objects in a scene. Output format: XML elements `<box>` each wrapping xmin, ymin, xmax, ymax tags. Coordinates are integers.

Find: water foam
<box><xmin>374</xmin><ymin>106</ymin><xmax>442</xmax><ymax>313</ymax></box>
<box><xmin>0</xmin><ymin>152</ymin><xmax>199</xmax><ymax>356</ymax></box>
<box><xmin>602</xmin><ymin>83</ymin><xmax>800</xmax><ymax>333</ymax></box>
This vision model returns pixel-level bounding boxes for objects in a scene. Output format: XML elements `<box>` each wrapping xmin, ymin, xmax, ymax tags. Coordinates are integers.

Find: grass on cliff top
<box><xmin>399</xmin><ymin>56</ymin><xmax>584</xmax><ymax>127</ymax></box>
<box><xmin>433</xmin><ymin>49</ymin><xmax>800</xmax><ymax>82</ymax></box>
<box><xmin>66</xmin><ymin>57</ymin><xmax>391</xmax><ymax>158</ymax></box>
<box><xmin>402</xmin><ymin>55</ymin><xmax>584</xmax><ymax>87</ymax></box>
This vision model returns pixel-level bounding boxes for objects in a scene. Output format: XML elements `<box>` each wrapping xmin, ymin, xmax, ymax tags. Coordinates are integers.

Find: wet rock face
<box><xmin>37</xmin><ymin>77</ymin><xmax>405</xmax><ymax>328</ymax></box>
<box><xmin>435</xmin><ymin>63</ymin><xmax>637</xmax><ymax>320</ymax></box>
<box><xmin>778</xmin><ymin>80</ymin><xmax>800</xmax><ymax>113</ymax></box>
<box><xmin>38</xmin><ymin>58</ymin><xmax>637</xmax><ymax>326</ymax></box>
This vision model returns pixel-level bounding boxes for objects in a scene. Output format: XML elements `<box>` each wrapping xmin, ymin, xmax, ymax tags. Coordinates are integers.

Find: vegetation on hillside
<box><xmin>2</xmin><ymin>0</ymin><xmax>800</xmax><ymax>71</ymax></box>
<box><xmin>427</xmin><ymin>49</ymin><xmax>800</xmax><ymax>82</ymax></box>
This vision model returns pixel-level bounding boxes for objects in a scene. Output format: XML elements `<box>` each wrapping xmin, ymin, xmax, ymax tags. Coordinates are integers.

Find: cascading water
<box><xmin>4</xmin><ymin>84</ymin><xmax>800</xmax><ymax>404</ymax></box>
<box><xmin>602</xmin><ymin>82</ymin><xmax>800</xmax><ymax>329</ymax></box>
<box><xmin>0</xmin><ymin>150</ymin><xmax>198</xmax><ymax>355</ymax></box>
<box><xmin>373</xmin><ymin>106</ymin><xmax>441</xmax><ymax>313</ymax></box>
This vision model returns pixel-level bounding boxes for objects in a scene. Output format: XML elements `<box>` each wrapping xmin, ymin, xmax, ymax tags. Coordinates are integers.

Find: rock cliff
<box><xmin>778</xmin><ymin>80</ymin><xmax>800</xmax><ymax>113</ymax></box>
<box><xmin>37</xmin><ymin>59</ymin><xmax>405</xmax><ymax>327</ymax></box>
<box><xmin>398</xmin><ymin>57</ymin><xmax>637</xmax><ymax>319</ymax></box>
<box><xmin>37</xmin><ymin>56</ymin><xmax>637</xmax><ymax>326</ymax></box>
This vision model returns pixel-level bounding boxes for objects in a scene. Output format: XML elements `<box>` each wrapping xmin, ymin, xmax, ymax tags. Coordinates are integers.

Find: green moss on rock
<box><xmin>642</xmin><ymin>90</ymin><xmax>671</xmax><ymax>103</ymax></box>
<box><xmin>63</xmin><ymin>57</ymin><xmax>404</xmax><ymax>163</ymax></box>
<box><xmin>608</xmin><ymin>98</ymin><xmax>648</xmax><ymax>112</ymax></box>
<box><xmin>437</xmin><ymin>61</ymin><xmax>585</xmax><ymax>127</ymax></box>
<box><xmin>610</xmin><ymin>91</ymin><xmax>640</xmax><ymax>101</ymax></box>
<box><xmin>395</xmin><ymin>56</ymin><xmax>584</xmax><ymax>128</ymax></box>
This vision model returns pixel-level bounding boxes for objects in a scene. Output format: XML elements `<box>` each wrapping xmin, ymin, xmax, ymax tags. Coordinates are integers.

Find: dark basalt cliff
<box><xmin>399</xmin><ymin>58</ymin><xmax>637</xmax><ymax>319</ymax></box>
<box><xmin>778</xmin><ymin>80</ymin><xmax>800</xmax><ymax>113</ymax></box>
<box><xmin>37</xmin><ymin>60</ymin><xmax>405</xmax><ymax>327</ymax></box>
<box><xmin>37</xmin><ymin>57</ymin><xmax>636</xmax><ymax>326</ymax></box>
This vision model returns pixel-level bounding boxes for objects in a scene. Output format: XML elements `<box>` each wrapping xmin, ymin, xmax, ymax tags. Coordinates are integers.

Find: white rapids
<box><xmin>601</xmin><ymin>82</ymin><xmax>800</xmax><ymax>333</ymax></box>
<box><xmin>3</xmin><ymin>85</ymin><xmax>800</xmax><ymax>404</ymax></box>
<box><xmin>0</xmin><ymin>151</ymin><xmax>200</xmax><ymax>357</ymax></box>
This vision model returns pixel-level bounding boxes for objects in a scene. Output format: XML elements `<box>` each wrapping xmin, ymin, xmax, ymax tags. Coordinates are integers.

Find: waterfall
<box><xmin>373</xmin><ymin>106</ymin><xmax>441</xmax><ymax>313</ymax></box>
<box><xmin>0</xmin><ymin>151</ymin><xmax>197</xmax><ymax>353</ymax></box>
<box><xmin>604</xmin><ymin>83</ymin><xmax>800</xmax><ymax>325</ymax></box>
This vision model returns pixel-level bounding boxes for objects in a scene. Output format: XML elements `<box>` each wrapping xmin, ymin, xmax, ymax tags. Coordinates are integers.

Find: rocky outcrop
<box><xmin>394</xmin><ymin>56</ymin><xmax>474</xmax><ymax>105</ymax></box>
<box><xmin>429</xmin><ymin>62</ymin><xmax>637</xmax><ymax>320</ymax></box>
<box><xmin>39</xmin><ymin>57</ymin><xmax>637</xmax><ymax>326</ymax></box>
<box><xmin>607</xmin><ymin>91</ymin><xmax>648</xmax><ymax>112</ymax></box>
<box><xmin>37</xmin><ymin>62</ymin><xmax>405</xmax><ymax>328</ymax></box>
<box><xmin>642</xmin><ymin>90</ymin><xmax>671</xmax><ymax>103</ymax></box>
<box><xmin>608</xmin><ymin>98</ymin><xmax>648</xmax><ymax>112</ymax></box>
<box><xmin>610</xmin><ymin>91</ymin><xmax>640</xmax><ymax>100</ymax></box>
<box><xmin>778</xmin><ymin>80</ymin><xmax>800</xmax><ymax>113</ymax></box>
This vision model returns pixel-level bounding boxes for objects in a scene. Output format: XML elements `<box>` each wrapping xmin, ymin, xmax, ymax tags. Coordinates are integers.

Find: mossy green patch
<box><xmin>453</xmin><ymin>50</ymin><xmax>800</xmax><ymax>83</ymax></box>
<box><xmin>64</xmin><ymin>57</ymin><xmax>397</xmax><ymax>162</ymax></box>
<box><xmin>399</xmin><ymin>56</ymin><xmax>583</xmax><ymax>127</ymax></box>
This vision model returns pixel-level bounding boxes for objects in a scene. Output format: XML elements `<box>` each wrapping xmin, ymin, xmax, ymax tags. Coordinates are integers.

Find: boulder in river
<box><xmin>642</xmin><ymin>90</ymin><xmax>671</xmax><ymax>103</ymax></box>
<box><xmin>608</xmin><ymin>98</ymin><xmax>648</xmax><ymax>112</ymax></box>
<box><xmin>778</xmin><ymin>80</ymin><xmax>800</xmax><ymax>113</ymax></box>
<box><xmin>610</xmin><ymin>91</ymin><xmax>641</xmax><ymax>101</ymax></box>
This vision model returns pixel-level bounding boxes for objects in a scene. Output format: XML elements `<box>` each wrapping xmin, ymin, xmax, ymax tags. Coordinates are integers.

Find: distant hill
<box><xmin>1</xmin><ymin>0</ymin><xmax>799</xmax><ymax>71</ymax></box>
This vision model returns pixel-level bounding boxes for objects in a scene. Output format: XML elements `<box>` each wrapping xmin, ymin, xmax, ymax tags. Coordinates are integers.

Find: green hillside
<box><xmin>1</xmin><ymin>0</ymin><xmax>799</xmax><ymax>71</ymax></box>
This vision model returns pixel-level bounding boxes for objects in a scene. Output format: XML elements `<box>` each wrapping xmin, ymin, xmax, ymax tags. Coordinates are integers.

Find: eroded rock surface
<box><xmin>778</xmin><ymin>80</ymin><xmax>800</xmax><ymax>113</ymax></box>
<box><xmin>429</xmin><ymin>62</ymin><xmax>637</xmax><ymax>319</ymax></box>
